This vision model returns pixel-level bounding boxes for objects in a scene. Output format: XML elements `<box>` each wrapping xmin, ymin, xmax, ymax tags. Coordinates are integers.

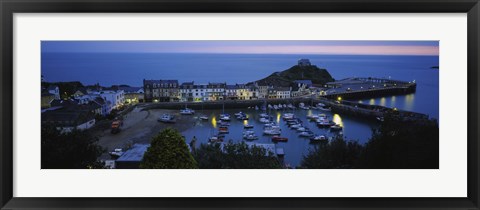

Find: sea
<box><xmin>42</xmin><ymin>53</ymin><xmax>439</xmax><ymax>167</ymax></box>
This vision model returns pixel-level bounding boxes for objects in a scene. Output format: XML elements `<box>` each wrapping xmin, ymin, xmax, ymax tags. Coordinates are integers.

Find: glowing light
<box><xmin>380</xmin><ymin>97</ymin><xmax>386</xmax><ymax>106</ymax></box>
<box><xmin>405</xmin><ymin>94</ymin><xmax>415</xmax><ymax>110</ymax></box>
<box><xmin>243</xmin><ymin>120</ymin><xmax>248</xmax><ymax>125</ymax></box>
<box><xmin>211</xmin><ymin>116</ymin><xmax>217</xmax><ymax>128</ymax></box>
<box><xmin>337</xmin><ymin>96</ymin><xmax>342</xmax><ymax>101</ymax></box>
<box><xmin>333</xmin><ymin>114</ymin><xmax>343</xmax><ymax>127</ymax></box>
<box><xmin>369</xmin><ymin>99</ymin><xmax>375</xmax><ymax>105</ymax></box>
<box><xmin>276</xmin><ymin>112</ymin><xmax>281</xmax><ymax>123</ymax></box>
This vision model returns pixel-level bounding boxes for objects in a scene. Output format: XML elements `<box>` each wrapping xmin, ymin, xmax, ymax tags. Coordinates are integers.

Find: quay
<box><xmin>323</xmin><ymin>77</ymin><xmax>416</xmax><ymax>100</ymax></box>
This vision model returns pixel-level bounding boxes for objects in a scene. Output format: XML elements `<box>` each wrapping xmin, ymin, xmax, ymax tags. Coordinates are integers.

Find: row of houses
<box><xmin>41</xmin><ymin>86</ymin><xmax>137</xmax><ymax>133</ymax></box>
<box><xmin>144</xmin><ymin>79</ymin><xmax>316</xmax><ymax>102</ymax></box>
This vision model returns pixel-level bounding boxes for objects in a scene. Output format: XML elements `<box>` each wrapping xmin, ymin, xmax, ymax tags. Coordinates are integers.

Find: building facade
<box><xmin>144</xmin><ymin>79</ymin><xmax>180</xmax><ymax>102</ymax></box>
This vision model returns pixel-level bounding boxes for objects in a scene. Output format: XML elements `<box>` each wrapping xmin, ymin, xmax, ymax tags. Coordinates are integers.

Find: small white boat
<box><xmin>317</xmin><ymin>103</ymin><xmax>326</xmax><ymax>107</ymax></box>
<box><xmin>310</xmin><ymin>135</ymin><xmax>328</xmax><ymax>142</ymax></box>
<box><xmin>259</xmin><ymin>118</ymin><xmax>270</xmax><ymax>123</ymax></box>
<box><xmin>244</xmin><ymin>134</ymin><xmax>259</xmax><ymax>140</ymax></box>
<box><xmin>264</xmin><ymin>129</ymin><xmax>281</xmax><ymax>135</ymax></box>
<box><xmin>296</xmin><ymin>127</ymin><xmax>307</xmax><ymax>132</ymax></box>
<box><xmin>109</xmin><ymin>148</ymin><xmax>123</xmax><ymax>158</ymax></box>
<box><xmin>376</xmin><ymin>117</ymin><xmax>385</xmax><ymax>122</ymax></box>
<box><xmin>319</xmin><ymin>107</ymin><xmax>332</xmax><ymax>111</ymax></box>
<box><xmin>263</xmin><ymin>127</ymin><xmax>281</xmax><ymax>135</ymax></box>
<box><xmin>244</xmin><ymin>124</ymin><xmax>254</xmax><ymax>129</ymax></box>
<box><xmin>299</xmin><ymin>131</ymin><xmax>314</xmax><ymax>137</ymax></box>
<box><xmin>273</xmin><ymin>105</ymin><xmax>279</xmax><ymax>110</ymax></box>
<box><xmin>282</xmin><ymin>113</ymin><xmax>295</xmax><ymax>120</ymax></box>
<box><xmin>300</xmin><ymin>106</ymin><xmax>310</xmax><ymax>110</ymax></box>
<box><xmin>180</xmin><ymin>108</ymin><xmax>195</xmax><ymax>115</ymax></box>
<box><xmin>209</xmin><ymin>136</ymin><xmax>223</xmax><ymax>143</ymax></box>
<box><xmin>234</xmin><ymin>112</ymin><xmax>244</xmax><ymax>117</ymax></box>
<box><xmin>330</xmin><ymin>124</ymin><xmax>343</xmax><ymax>131</ymax></box>
<box><xmin>199</xmin><ymin>115</ymin><xmax>209</xmax><ymax>120</ymax></box>
<box><xmin>259</xmin><ymin>113</ymin><xmax>269</xmax><ymax>118</ymax></box>
<box><xmin>243</xmin><ymin>130</ymin><xmax>258</xmax><ymax>140</ymax></box>
<box><xmin>290</xmin><ymin>124</ymin><xmax>302</xmax><ymax>129</ymax></box>
<box><xmin>268</xmin><ymin>104</ymin><xmax>273</xmax><ymax>109</ymax></box>
<box><xmin>317</xmin><ymin>119</ymin><xmax>335</xmax><ymax>127</ymax></box>
<box><xmin>255</xmin><ymin>106</ymin><xmax>259</xmax><ymax>110</ymax></box>
<box><xmin>158</xmin><ymin>114</ymin><xmax>176</xmax><ymax>123</ymax></box>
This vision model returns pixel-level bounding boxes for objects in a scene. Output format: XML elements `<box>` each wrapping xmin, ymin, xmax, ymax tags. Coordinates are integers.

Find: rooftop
<box><xmin>116</xmin><ymin>144</ymin><xmax>150</xmax><ymax>162</ymax></box>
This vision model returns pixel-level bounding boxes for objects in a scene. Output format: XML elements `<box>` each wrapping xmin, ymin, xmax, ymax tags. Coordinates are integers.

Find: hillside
<box><xmin>250</xmin><ymin>65</ymin><xmax>334</xmax><ymax>87</ymax></box>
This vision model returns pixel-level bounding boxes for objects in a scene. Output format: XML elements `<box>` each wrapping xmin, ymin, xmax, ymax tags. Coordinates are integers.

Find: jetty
<box><xmin>323</xmin><ymin>77</ymin><xmax>417</xmax><ymax>100</ymax></box>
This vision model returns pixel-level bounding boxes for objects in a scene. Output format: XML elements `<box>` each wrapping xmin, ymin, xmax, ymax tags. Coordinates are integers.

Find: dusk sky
<box><xmin>42</xmin><ymin>41</ymin><xmax>439</xmax><ymax>56</ymax></box>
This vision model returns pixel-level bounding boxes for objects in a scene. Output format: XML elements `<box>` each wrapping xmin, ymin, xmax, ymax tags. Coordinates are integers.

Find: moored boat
<box><xmin>299</xmin><ymin>131</ymin><xmax>314</xmax><ymax>137</ymax></box>
<box><xmin>272</xmin><ymin>136</ymin><xmax>288</xmax><ymax>142</ymax></box>
<box><xmin>330</xmin><ymin>124</ymin><xmax>343</xmax><ymax>131</ymax></box>
<box><xmin>158</xmin><ymin>114</ymin><xmax>176</xmax><ymax>123</ymax></box>
<box><xmin>310</xmin><ymin>135</ymin><xmax>328</xmax><ymax>142</ymax></box>
<box><xmin>244</xmin><ymin>124</ymin><xmax>254</xmax><ymax>129</ymax></box>
<box><xmin>180</xmin><ymin>108</ymin><xmax>195</xmax><ymax>115</ymax></box>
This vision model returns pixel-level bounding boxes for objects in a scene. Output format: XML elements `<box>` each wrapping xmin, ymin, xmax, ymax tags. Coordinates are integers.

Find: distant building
<box><xmin>143</xmin><ymin>79</ymin><xmax>180</xmax><ymax>102</ymax></box>
<box><xmin>115</xmin><ymin>144</ymin><xmax>150</xmax><ymax>169</ymax></box>
<box><xmin>95</xmin><ymin>90</ymin><xmax>125</xmax><ymax>112</ymax></box>
<box><xmin>267</xmin><ymin>87</ymin><xmax>277</xmax><ymax>99</ymax></box>
<box><xmin>294</xmin><ymin>80</ymin><xmax>313</xmax><ymax>88</ymax></box>
<box><xmin>119</xmin><ymin>87</ymin><xmax>144</xmax><ymax>104</ymax></box>
<box><xmin>47</xmin><ymin>85</ymin><xmax>60</xmax><ymax>100</ymax></box>
<box><xmin>42</xmin><ymin>108</ymin><xmax>96</xmax><ymax>133</ymax></box>
<box><xmin>235</xmin><ymin>84</ymin><xmax>249</xmax><ymax>100</ymax></box>
<box><xmin>41</xmin><ymin>92</ymin><xmax>55</xmax><ymax>109</ymax></box>
<box><xmin>275</xmin><ymin>87</ymin><xmax>291</xmax><ymax>99</ymax></box>
<box><xmin>298</xmin><ymin>59</ymin><xmax>311</xmax><ymax>67</ymax></box>
<box><xmin>207</xmin><ymin>82</ymin><xmax>226</xmax><ymax>101</ymax></box>
<box><xmin>225</xmin><ymin>85</ymin><xmax>237</xmax><ymax>100</ymax></box>
<box><xmin>180</xmin><ymin>82</ymin><xmax>195</xmax><ymax>102</ymax></box>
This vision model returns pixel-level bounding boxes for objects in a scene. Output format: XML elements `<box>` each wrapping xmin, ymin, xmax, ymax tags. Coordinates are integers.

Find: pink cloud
<box><xmin>180</xmin><ymin>45</ymin><xmax>439</xmax><ymax>56</ymax></box>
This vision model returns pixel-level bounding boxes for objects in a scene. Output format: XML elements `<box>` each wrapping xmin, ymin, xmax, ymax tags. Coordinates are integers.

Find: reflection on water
<box><xmin>405</xmin><ymin>94</ymin><xmax>415</xmax><ymax>111</ymax></box>
<box><xmin>332</xmin><ymin>114</ymin><xmax>343</xmax><ymax>127</ymax></box>
<box><xmin>276</xmin><ymin>112</ymin><xmax>281</xmax><ymax>123</ymax></box>
<box><xmin>391</xmin><ymin>96</ymin><xmax>396</xmax><ymax>107</ymax></box>
<box><xmin>243</xmin><ymin>119</ymin><xmax>248</xmax><ymax>125</ymax></box>
<box><xmin>369</xmin><ymin>99</ymin><xmax>375</xmax><ymax>105</ymax></box>
<box><xmin>211</xmin><ymin>116</ymin><xmax>217</xmax><ymax>128</ymax></box>
<box><xmin>379</xmin><ymin>97</ymin><xmax>386</xmax><ymax>107</ymax></box>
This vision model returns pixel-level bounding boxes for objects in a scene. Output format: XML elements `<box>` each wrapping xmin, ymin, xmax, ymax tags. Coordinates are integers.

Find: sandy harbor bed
<box><xmin>96</xmin><ymin>107</ymin><xmax>196</xmax><ymax>160</ymax></box>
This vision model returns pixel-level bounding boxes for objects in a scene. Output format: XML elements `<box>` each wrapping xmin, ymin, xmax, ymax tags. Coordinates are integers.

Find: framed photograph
<box><xmin>1</xmin><ymin>0</ymin><xmax>479</xmax><ymax>209</ymax></box>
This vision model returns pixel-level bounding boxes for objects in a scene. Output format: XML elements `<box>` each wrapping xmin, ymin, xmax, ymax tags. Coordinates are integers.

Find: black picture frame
<box><xmin>1</xmin><ymin>0</ymin><xmax>479</xmax><ymax>209</ymax></box>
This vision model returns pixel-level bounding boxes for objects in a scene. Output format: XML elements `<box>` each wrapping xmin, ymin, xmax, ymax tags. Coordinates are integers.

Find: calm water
<box><xmin>42</xmin><ymin>53</ymin><xmax>439</xmax><ymax>167</ymax></box>
<box><xmin>181</xmin><ymin>108</ymin><xmax>377</xmax><ymax>167</ymax></box>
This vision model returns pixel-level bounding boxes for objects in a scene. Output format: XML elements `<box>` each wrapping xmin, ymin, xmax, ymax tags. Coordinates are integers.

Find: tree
<box><xmin>193</xmin><ymin>141</ymin><xmax>282</xmax><ymax>169</ymax></box>
<box><xmin>140</xmin><ymin>128</ymin><xmax>198</xmax><ymax>169</ymax></box>
<box><xmin>300</xmin><ymin>136</ymin><xmax>363</xmax><ymax>169</ymax></box>
<box><xmin>41</xmin><ymin>126</ymin><xmax>105</xmax><ymax>169</ymax></box>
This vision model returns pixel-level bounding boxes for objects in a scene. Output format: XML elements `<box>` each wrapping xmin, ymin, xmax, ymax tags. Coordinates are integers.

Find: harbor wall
<box><xmin>323</xmin><ymin>84</ymin><xmax>416</xmax><ymax>100</ymax></box>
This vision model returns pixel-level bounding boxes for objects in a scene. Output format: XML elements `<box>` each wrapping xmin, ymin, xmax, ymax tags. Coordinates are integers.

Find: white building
<box><xmin>276</xmin><ymin>87</ymin><xmax>291</xmax><ymax>99</ymax></box>
<box><xmin>47</xmin><ymin>85</ymin><xmax>61</xmax><ymax>100</ymax></box>
<box><xmin>88</xmin><ymin>90</ymin><xmax>125</xmax><ymax>112</ymax></box>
